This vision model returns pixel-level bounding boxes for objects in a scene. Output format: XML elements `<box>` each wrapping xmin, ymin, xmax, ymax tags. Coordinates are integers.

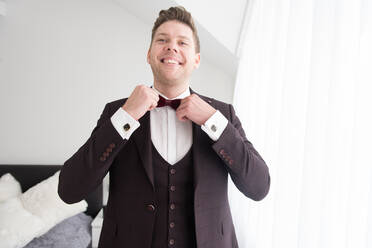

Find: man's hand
<box><xmin>176</xmin><ymin>94</ymin><xmax>216</xmax><ymax>126</ymax></box>
<box><xmin>122</xmin><ymin>85</ymin><xmax>159</xmax><ymax>120</ymax></box>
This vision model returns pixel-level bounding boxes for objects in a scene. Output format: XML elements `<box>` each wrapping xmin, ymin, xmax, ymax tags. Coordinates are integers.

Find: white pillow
<box><xmin>0</xmin><ymin>197</ymin><xmax>46</xmax><ymax>248</ymax></box>
<box><xmin>20</xmin><ymin>170</ymin><xmax>87</xmax><ymax>236</ymax></box>
<box><xmin>0</xmin><ymin>173</ymin><xmax>22</xmax><ymax>202</ymax></box>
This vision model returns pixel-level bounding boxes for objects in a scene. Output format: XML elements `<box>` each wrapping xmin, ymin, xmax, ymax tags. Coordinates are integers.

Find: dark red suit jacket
<box><xmin>58</xmin><ymin>88</ymin><xmax>270</xmax><ymax>248</ymax></box>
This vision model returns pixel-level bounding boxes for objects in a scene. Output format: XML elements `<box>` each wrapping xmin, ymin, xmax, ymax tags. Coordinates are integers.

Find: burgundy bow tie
<box><xmin>157</xmin><ymin>95</ymin><xmax>181</xmax><ymax>110</ymax></box>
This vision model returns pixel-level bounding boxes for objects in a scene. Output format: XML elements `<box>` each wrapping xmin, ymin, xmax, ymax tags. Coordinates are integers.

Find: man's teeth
<box><xmin>164</xmin><ymin>59</ymin><xmax>178</xmax><ymax>64</ymax></box>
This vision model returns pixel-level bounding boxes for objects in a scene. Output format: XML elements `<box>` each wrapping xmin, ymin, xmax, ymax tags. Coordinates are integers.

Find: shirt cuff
<box><xmin>110</xmin><ymin>107</ymin><xmax>140</xmax><ymax>140</ymax></box>
<box><xmin>201</xmin><ymin>110</ymin><xmax>228</xmax><ymax>141</ymax></box>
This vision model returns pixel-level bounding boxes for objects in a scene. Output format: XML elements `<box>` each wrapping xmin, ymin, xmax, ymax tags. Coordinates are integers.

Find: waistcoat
<box><xmin>151</xmin><ymin>142</ymin><xmax>197</xmax><ymax>248</ymax></box>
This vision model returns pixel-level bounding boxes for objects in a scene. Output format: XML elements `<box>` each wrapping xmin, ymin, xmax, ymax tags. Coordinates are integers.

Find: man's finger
<box><xmin>176</xmin><ymin>108</ymin><xmax>187</xmax><ymax>121</ymax></box>
<box><xmin>148</xmin><ymin>88</ymin><xmax>159</xmax><ymax>101</ymax></box>
<box><xmin>149</xmin><ymin>87</ymin><xmax>158</xmax><ymax>95</ymax></box>
<box><xmin>149</xmin><ymin>101</ymin><xmax>157</xmax><ymax>110</ymax></box>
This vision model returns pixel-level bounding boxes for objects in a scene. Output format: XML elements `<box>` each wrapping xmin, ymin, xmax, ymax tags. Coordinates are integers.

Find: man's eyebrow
<box><xmin>156</xmin><ymin>33</ymin><xmax>168</xmax><ymax>37</ymax></box>
<box><xmin>178</xmin><ymin>35</ymin><xmax>191</xmax><ymax>41</ymax></box>
<box><xmin>155</xmin><ymin>33</ymin><xmax>191</xmax><ymax>41</ymax></box>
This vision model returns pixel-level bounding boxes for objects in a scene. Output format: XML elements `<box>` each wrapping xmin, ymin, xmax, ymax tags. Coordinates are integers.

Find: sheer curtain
<box><xmin>229</xmin><ymin>0</ymin><xmax>372</xmax><ymax>247</ymax></box>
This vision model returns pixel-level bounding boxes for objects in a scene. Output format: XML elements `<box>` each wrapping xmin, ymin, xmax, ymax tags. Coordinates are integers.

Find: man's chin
<box><xmin>157</xmin><ymin>76</ymin><xmax>186</xmax><ymax>86</ymax></box>
<box><xmin>152</xmin><ymin>69</ymin><xmax>189</xmax><ymax>85</ymax></box>
<box><xmin>159</xmin><ymin>73</ymin><xmax>184</xmax><ymax>83</ymax></box>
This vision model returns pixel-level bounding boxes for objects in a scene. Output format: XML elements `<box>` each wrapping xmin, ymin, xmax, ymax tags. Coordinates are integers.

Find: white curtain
<box><xmin>229</xmin><ymin>0</ymin><xmax>372</xmax><ymax>247</ymax></box>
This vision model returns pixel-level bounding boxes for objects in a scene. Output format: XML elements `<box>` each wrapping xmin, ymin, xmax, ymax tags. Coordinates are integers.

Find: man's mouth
<box><xmin>160</xmin><ymin>58</ymin><xmax>183</xmax><ymax>65</ymax></box>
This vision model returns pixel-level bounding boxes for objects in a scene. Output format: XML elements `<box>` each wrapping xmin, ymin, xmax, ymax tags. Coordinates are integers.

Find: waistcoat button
<box><xmin>146</xmin><ymin>204</ymin><xmax>155</xmax><ymax>211</ymax></box>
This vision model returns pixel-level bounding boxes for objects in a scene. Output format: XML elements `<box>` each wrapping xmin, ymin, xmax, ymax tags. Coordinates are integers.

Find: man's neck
<box><xmin>153</xmin><ymin>81</ymin><xmax>189</xmax><ymax>99</ymax></box>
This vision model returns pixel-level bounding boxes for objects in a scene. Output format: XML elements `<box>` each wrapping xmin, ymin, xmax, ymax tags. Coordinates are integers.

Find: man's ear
<box><xmin>194</xmin><ymin>53</ymin><xmax>201</xmax><ymax>69</ymax></box>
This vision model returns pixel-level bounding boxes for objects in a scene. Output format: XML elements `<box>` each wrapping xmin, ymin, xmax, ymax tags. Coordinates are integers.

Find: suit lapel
<box><xmin>132</xmin><ymin>111</ymin><xmax>155</xmax><ymax>191</ymax></box>
<box><xmin>190</xmin><ymin>87</ymin><xmax>213</xmax><ymax>194</ymax></box>
<box><xmin>192</xmin><ymin>121</ymin><xmax>204</xmax><ymax>193</ymax></box>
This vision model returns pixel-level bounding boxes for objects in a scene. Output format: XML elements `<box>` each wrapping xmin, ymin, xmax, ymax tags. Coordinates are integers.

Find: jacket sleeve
<box><xmin>58</xmin><ymin>103</ymin><xmax>129</xmax><ymax>204</ymax></box>
<box><xmin>212</xmin><ymin>104</ymin><xmax>270</xmax><ymax>201</ymax></box>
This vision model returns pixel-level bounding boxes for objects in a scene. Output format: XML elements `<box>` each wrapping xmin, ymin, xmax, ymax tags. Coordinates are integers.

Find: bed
<box><xmin>0</xmin><ymin>164</ymin><xmax>103</xmax><ymax>248</ymax></box>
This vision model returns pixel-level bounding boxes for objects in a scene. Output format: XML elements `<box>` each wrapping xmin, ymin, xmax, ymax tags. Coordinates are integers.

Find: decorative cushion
<box><xmin>0</xmin><ymin>173</ymin><xmax>22</xmax><ymax>202</ymax></box>
<box><xmin>0</xmin><ymin>170</ymin><xmax>88</xmax><ymax>248</ymax></box>
<box><xmin>20</xmin><ymin>171</ymin><xmax>88</xmax><ymax>235</ymax></box>
<box><xmin>0</xmin><ymin>197</ymin><xmax>45</xmax><ymax>248</ymax></box>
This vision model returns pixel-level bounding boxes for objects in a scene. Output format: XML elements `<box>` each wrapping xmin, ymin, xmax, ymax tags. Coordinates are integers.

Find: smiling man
<box><xmin>58</xmin><ymin>6</ymin><xmax>270</xmax><ymax>248</ymax></box>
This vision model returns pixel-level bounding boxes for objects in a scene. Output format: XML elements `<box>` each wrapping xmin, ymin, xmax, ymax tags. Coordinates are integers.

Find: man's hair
<box><xmin>151</xmin><ymin>6</ymin><xmax>200</xmax><ymax>53</ymax></box>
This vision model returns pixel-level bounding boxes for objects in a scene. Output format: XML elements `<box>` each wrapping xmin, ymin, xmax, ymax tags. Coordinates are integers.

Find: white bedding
<box><xmin>0</xmin><ymin>172</ymin><xmax>88</xmax><ymax>248</ymax></box>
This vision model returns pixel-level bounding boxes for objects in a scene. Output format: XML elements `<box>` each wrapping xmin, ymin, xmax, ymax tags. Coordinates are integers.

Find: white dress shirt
<box><xmin>110</xmin><ymin>86</ymin><xmax>228</xmax><ymax>165</ymax></box>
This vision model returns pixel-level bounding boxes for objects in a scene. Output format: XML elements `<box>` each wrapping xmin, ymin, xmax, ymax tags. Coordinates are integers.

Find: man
<box><xmin>58</xmin><ymin>6</ymin><xmax>270</xmax><ymax>248</ymax></box>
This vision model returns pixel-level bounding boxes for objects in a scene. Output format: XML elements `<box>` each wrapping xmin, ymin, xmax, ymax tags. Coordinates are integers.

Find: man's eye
<box><xmin>180</xmin><ymin>41</ymin><xmax>188</xmax><ymax>45</ymax></box>
<box><xmin>157</xmin><ymin>39</ymin><xmax>165</xmax><ymax>42</ymax></box>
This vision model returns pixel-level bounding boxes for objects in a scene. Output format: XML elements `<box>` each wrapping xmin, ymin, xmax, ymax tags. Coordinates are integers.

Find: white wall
<box><xmin>0</xmin><ymin>0</ymin><xmax>233</xmax><ymax>164</ymax></box>
<box><xmin>0</xmin><ymin>0</ymin><xmax>6</xmax><ymax>16</ymax></box>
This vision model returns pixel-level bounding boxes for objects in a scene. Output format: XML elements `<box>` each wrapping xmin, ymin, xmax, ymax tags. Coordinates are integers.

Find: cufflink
<box><xmin>123</xmin><ymin>123</ymin><xmax>130</xmax><ymax>131</ymax></box>
<box><xmin>211</xmin><ymin>124</ymin><xmax>217</xmax><ymax>132</ymax></box>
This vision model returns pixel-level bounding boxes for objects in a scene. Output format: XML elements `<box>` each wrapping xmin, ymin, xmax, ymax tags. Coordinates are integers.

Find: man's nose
<box><xmin>165</xmin><ymin>41</ymin><xmax>178</xmax><ymax>53</ymax></box>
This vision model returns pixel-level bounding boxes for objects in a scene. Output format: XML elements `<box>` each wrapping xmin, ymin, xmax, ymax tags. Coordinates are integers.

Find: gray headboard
<box><xmin>0</xmin><ymin>164</ymin><xmax>103</xmax><ymax>218</ymax></box>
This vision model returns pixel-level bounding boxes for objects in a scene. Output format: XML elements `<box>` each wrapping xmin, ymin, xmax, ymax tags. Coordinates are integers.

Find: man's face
<box><xmin>147</xmin><ymin>20</ymin><xmax>200</xmax><ymax>86</ymax></box>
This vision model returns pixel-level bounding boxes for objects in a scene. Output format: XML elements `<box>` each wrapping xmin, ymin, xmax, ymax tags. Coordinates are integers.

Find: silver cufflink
<box><xmin>211</xmin><ymin>124</ymin><xmax>217</xmax><ymax>132</ymax></box>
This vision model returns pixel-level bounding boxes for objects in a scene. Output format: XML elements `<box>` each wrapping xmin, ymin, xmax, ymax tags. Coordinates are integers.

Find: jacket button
<box><xmin>146</xmin><ymin>204</ymin><xmax>155</xmax><ymax>211</ymax></box>
<box><xmin>170</xmin><ymin>168</ymin><xmax>176</xmax><ymax>175</ymax></box>
<box><xmin>169</xmin><ymin>222</ymin><xmax>175</xmax><ymax>228</ymax></box>
<box><xmin>170</xmin><ymin>185</ymin><xmax>176</xmax><ymax>192</ymax></box>
<box><xmin>219</xmin><ymin>149</ymin><xmax>224</xmax><ymax>155</ymax></box>
<box><xmin>170</xmin><ymin>203</ymin><xmax>175</xmax><ymax>210</ymax></box>
<box><xmin>169</xmin><ymin>239</ymin><xmax>175</xmax><ymax>245</ymax></box>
